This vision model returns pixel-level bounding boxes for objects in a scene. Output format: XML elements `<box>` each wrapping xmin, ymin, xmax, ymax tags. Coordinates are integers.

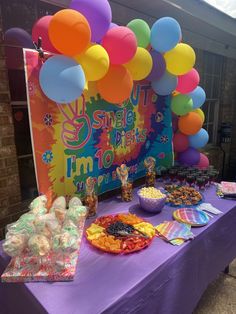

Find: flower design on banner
<box><xmin>156</xmin><ymin>112</ymin><xmax>164</xmax><ymax>123</ymax></box>
<box><xmin>158</xmin><ymin>152</ymin><xmax>165</xmax><ymax>159</ymax></box>
<box><xmin>44</xmin><ymin>113</ymin><xmax>53</xmax><ymax>126</ymax></box>
<box><xmin>160</xmin><ymin>135</ymin><xmax>169</xmax><ymax>144</ymax></box>
<box><xmin>42</xmin><ymin>150</ymin><xmax>53</xmax><ymax>164</ymax></box>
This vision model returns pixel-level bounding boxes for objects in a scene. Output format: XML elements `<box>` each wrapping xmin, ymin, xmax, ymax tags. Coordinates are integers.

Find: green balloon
<box><xmin>171</xmin><ymin>94</ymin><xmax>193</xmax><ymax>116</ymax></box>
<box><xmin>127</xmin><ymin>19</ymin><xmax>151</xmax><ymax>48</ymax></box>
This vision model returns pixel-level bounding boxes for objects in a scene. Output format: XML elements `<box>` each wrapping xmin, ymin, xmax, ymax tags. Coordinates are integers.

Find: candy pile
<box><xmin>86</xmin><ymin>213</ymin><xmax>156</xmax><ymax>254</ymax></box>
<box><xmin>3</xmin><ymin>195</ymin><xmax>87</xmax><ymax>266</ymax></box>
<box><xmin>139</xmin><ymin>187</ymin><xmax>165</xmax><ymax>199</ymax></box>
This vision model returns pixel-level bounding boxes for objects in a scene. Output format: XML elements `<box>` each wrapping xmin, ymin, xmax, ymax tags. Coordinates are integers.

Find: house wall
<box><xmin>0</xmin><ymin>7</ymin><xmax>22</xmax><ymax>238</ymax></box>
<box><xmin>222</xmin><ymin>58</ymin><xmax>236</xmax><ymax>179</ymax></box>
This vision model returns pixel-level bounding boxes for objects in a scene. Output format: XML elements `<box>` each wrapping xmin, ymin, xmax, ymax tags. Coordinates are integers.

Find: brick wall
<box><xmin>0</xmin><ymin>6</ymin><xmax>22</xmax><ymax>239</ymax></box>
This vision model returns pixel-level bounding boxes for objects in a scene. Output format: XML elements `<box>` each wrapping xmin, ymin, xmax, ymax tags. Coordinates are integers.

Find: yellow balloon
<box><xmin>193</xmin><ymin>108</ymin><xmax>205</xmax><ymax>122</ymax></box>
<box><xmin>124</xmin><ymin>47</ymin><xmax>153</xmax><ymax>80</ymax></box>
<box><xmin>172</xmin><ymin>90</ymin><xmax>180</xmax><ymax>96</ymax></box>
<box><xmin>164</xmin><ymin>43</ymin><xmax>196</xmax><ymax>75</ymax></box>
<box><xmin>75</xmin><ymin>44</ymin><xmax>109</xmax><ymax>81</ymax></box>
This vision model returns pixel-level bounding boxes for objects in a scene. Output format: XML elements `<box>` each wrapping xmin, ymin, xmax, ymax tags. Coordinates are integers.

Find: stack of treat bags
<box><xmin>3</xmin><ymin>195</ymin><xmax>87</xmax><ymax>268</ymax></box>
<box><xmin>156</xmin><ymin>221</ymin><xmax>194</xmax><ymax>246</ymax></box>
<box><xmin>217</xmin><ymin>181</ymin><xmax>236</xmax><ymax>199</ymax></box>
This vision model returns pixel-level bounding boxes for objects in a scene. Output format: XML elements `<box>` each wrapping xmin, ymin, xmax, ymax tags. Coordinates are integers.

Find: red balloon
<box><xmin>196</xmin><ymin>153</ymin><xmax>209</xmax><ymax>169</ymax></box>
<box><xmin>176</xmin><ymin>68</ymin><xmax>200</xmax><ymax>94</ymax></box>
<box><xmin>173</xmin><ymin>132</ymin><xmax>189</xmax><ymax>153</ymax></box>
<box><xmin>102</xmin><ymin>26</ymin><xmax>137</xmax><ymax>64</ymax></box>
<box><xmin>32</xmin><ymin>16</ymin><xmax>58</xmax><ymax>53</ymax></box>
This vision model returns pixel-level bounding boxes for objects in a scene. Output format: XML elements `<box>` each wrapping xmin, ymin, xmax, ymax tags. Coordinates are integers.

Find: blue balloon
<box><xmin>150</xmin><ymin>17</ymin><xmax>181</xmax><ymax>53</ymax></box>
<box><xmin>151</xmin><ymin>71</ymin><xmax>178</xmax><ymax>96</ymax></box>
<box><xmin>188</xmin><ymin>86</ymin><xmax>206</xmax><ymax>109</ymax></box>
<box><xmin>189</xmin><ymin>128</ymin><xmax>209</xmax><ymax>148</ymax></box>
<box><xmin>39</xmin><ymin>55</ymin><xmax>85</xmax><ymax>103</ymax></box>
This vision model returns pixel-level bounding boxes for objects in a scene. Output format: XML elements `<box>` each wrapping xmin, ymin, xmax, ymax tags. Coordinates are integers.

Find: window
<box><xmin>200</xmin><ymin>51</ymin><xmax>224</xmax><ymax>144</ymax></box>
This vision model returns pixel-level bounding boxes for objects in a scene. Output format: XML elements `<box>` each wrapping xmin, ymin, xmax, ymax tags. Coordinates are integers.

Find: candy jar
<box><xmin>116</xmin><ymin>164</ymin><xmax>133</xmax><ymax>202</ymax></box>
<box><xmin>144</xmin><ymin>157</ymin><xmax>156</xmax><ymax>187</ymax></box>
<box><xmin>84</xmin><ymin>177</ymin><xmax>98</xmax><ymax>218</ymax></box>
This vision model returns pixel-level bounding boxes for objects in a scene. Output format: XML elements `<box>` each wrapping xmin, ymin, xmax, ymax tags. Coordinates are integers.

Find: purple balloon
<box><xmin>4</xmin><ymin>28</ymin><xmax>33</xmax><ymax>48</ymax></box>
<box><xmin>109</xmin><ymin>22</ymin><xmax>118</xmax><ymax>30</ymax></box>
<box><xmin>70</xmin><ymin>0</ymin><xmax>112</xmax><ymax>42</ymax></box>
<box><xmin>178</xmin><ymin>148</ymin><xmax>200</xmax><ymax>166</ymax></box>
<box><xmin>146</xmin><ymin>50</ymin><xmax>166</xmax><ymax>81</ymax></box>
<box><xmin>172</xmin><ymin>113</ymin><xmax>178</xmax><ymax>133</ymax></box>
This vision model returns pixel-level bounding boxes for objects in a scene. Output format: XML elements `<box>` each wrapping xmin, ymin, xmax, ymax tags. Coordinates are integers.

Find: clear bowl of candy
<box><xmin>137</xmin><ymin>187</ymin><xmax>167</xmax><ymax>213</ymax></box>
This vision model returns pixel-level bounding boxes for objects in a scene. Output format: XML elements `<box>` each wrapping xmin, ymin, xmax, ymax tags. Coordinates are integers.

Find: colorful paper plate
<box><xmin>173</xmin><ymin>208</ymin><xmax>209</xmax><ymax>227</ymax></box>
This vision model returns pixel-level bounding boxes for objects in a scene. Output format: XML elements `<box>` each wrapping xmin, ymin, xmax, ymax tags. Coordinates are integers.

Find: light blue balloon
<box><xmin>39</xmin><ymin>55</ymin><xmax>85</xmax><ymax>103</ymax></box>
<box><xmin>151</xmin><ymin>71</ymin><xmax>178</xmax><ymax>96</ymax></box>
<box><xmin>150</xmin><ymin>17</ymin><xmax>181</xmax><ymax>53</ymax></box>
<box><xmin>189</xmin><ymin>128</ymin><xmax>209</xmax><ymax>148</ymax></box>
<box><xmin>188</xmin><ymin>86</ymin><xmax>206</xmax><ymax>109</ymax></box>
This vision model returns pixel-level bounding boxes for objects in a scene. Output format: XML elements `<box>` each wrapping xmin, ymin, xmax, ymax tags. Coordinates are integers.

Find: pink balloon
<box><xmin>176</xmin><ymin>68</ymin><xmax>200</xmax><ymax>94</ymax></box>
<box><xmin>102</xmin><ymin>26</ymin><xmax>137</xmax><ymax>64</ymax></box>
<box><xmin>173</xmin><ymin>132</ymin><xmax>189</xmax><ymax>153</ymax></box>
<box><xmin>196</xmin><ymin>153</ymin><xmax>209</xmax><ymax>169</ymax></box>
<box><xmin>32</xmin><ymin>16</ymin><xmax>58</xmax><ymax>53</ymax></box>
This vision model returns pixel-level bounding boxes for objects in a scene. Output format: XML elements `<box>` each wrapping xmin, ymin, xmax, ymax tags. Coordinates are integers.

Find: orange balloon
<box><xmin>48</xmin><ymin>9</ymin><xmax>91</xmax><ymax>56</ymax></box>
<box><xmin>178</xmin><ymin>112</ymin><xmax>203</xmax><ymax>135</ymax></box>
<box><xmin>97</xmin><ymin>65</ymin><xmax>133</xmax><ymax>104</ymax></box>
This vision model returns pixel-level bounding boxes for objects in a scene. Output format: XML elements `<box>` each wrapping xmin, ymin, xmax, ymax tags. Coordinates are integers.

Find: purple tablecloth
<box><xmin>1</xmin><ymin>186</ymin><xmax>236</xmax><ymax>314</ymax></box>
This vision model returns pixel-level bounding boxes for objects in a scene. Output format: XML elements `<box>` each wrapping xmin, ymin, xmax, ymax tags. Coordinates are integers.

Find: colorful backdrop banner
<box><xmin>24</xmin><ymin>49</ymin><xmax>173</xmax><ymax>200</ymax></box>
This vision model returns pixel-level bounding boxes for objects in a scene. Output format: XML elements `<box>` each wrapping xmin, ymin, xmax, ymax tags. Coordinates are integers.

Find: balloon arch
<box><xmin>5</xmin><ymin>0</ymin><xmax>210</xmax><ymax>168</ymax></box>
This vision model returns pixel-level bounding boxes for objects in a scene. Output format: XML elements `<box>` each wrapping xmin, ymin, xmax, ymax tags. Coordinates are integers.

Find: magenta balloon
<box><xmin>196</xmin><ymin>153</ymin><xmax>209</xmax><ymax>169</ymax></box>
<box><xmin>32</xmin><ymin>16</ymin><xmax>58</xmax><ymax>53</ymax></box>
<box><xmin>173</xmin><ymin>133</ymin><xmax>189</xmax><ymax>153</ymax></box>
<box><xmin>4</xmin><ymin>28</ymin><xmax>33</xmax><ymax>48</ymax></box>
<box><xmin>70</xmin><ymin>0</ymin><xmax>112</xmax><ymax>42</ymax></box>
<box><xmin>176</xmin><ymin>68</ymin><xmax>200</xmax><ymax>94</ymax></box>
<box><xmin>179</xmin><ymin>147</ymin><xmax>200</xmax><ymax>166</ymax></box>
<box><xmin>146</xmin><ymin>50</ymin><xmax>166</xmax><ymax>81</ymax></box>
<box><xmin>102</xmin><ymin>26</ymin><xmax>137</xmax><ymax>64</ymax></box>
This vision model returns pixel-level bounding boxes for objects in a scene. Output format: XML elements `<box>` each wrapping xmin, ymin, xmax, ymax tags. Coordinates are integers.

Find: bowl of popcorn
<box><xmin>137</xmin><ymin>187</ymin><xmax>167</xmax><ymax>213</ymax></box>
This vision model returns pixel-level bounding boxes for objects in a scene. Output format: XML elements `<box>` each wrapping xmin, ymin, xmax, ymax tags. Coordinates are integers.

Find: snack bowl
<box><xmin>137</xmin><ymin>188</ymin><xmax>167</xmax><ymax>213</ymax></box>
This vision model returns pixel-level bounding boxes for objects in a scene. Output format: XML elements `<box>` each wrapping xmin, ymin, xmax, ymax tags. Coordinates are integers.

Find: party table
<box><xmin>1</xmin><ymin>185</ymin><xmax>236</xmax><ymax>314</ymax></box>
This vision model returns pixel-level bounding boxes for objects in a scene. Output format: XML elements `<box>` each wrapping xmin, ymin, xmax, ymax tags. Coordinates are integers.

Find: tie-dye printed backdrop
<box><xmin>24</xmin><ymin>49</ymin><xmax>173</xmax><ymax>200</ymax></box>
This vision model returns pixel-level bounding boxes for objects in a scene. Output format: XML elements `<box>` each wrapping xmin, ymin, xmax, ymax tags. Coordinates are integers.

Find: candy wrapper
<box><xmin>144</xmin><ymin>157</ymin><xmax>156</xmax><ymax>187</ymax></box>
<box><xmin>84</xmin><ymin>177</ymin><xmax>98</xmax><ymax>217</ymax></box>
<box><xmin>1</xmin><ymin>194</ymin><xmax>86</xmax><ymax>282</ymax></box>
<box><xmin>116</xmin><ymin>164</ymin><xmax>133</xmax><ymax>201</ymax></box>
